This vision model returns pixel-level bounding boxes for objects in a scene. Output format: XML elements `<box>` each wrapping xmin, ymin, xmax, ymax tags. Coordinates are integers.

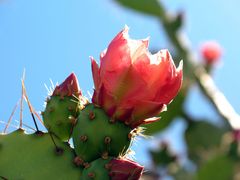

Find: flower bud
<box><xmin>109</xmin><ymin>158</ymin><xmax>144</xmax><ymax>180</ymax></box>
<box><xmin>52</xmin><ymin>73</ymin><xmax>81</xmax><ymax>97</ymax></box>
<box><xmin>200</xmin><ymin>41</ymin><xmax>222</xmax><ymax>65</ymax></box>
<box><xmin>91</xmin><ymin>26</ymin><xmax>183</xmax><ymax>128</ymax></box>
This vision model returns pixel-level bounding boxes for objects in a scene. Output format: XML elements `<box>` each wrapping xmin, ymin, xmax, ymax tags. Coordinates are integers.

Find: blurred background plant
<box><xmin>1</xmin><ymin>0</ymin><xmax>240</xmax><ymax>179</ymax></box>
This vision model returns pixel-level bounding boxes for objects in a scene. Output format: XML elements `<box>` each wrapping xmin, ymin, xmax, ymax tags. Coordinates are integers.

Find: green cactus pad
<box><xmin>72</xmin><ymin>104</ymin><xmax>132</xmax><ymax>164</ymax></box>
<box><xmin>81</xmin><ymin>158</ymin><xmax>111</xmax><ymax>180</ymax></box>
<box><xmin>43</xmin><ymin>95</ymin><xmax>79</xmax><ymax>141</ymax></box>
<box><xmin>0</xmin><ymin>129</ymin><xmax>82</xmax><ymax>179</ymax></box>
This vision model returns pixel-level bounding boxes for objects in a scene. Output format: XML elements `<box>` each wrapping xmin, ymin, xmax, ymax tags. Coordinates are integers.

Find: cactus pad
<box><xmin>43</xmin><ymin>96</ymin><xmax>79</xmax><ymax>141</ymax></box>
<box><xmin>0</xmin><ymin>129</ymin><xmax>82</xmax><ymax>179</ymax></box>
<box><xmin>72</xmin><ymin>103</ymin><xmax>132</xmax><ymax>164</ymax></box>
<box><xmin>81</xmin><ymin>158</ymin><xmax>111</xmax><ymax>180</ymax></box>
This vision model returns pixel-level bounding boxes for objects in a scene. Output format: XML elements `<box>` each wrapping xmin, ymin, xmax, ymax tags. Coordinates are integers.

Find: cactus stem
<box><xmin>88</xmin><ymin>111</ymin><xmax>95</xmax><ymax>120</ymax></box>
<box><xmin>73</xmin><ymin>156</ymin><xmax>84</xmax><ymax>166</ymax></box>
<box><xmin>88</xmin><ymin>172</ymin><xmax>95</xmax><ymax>178</ymax></box>
<box><xmin>104</xmin><ymin>136</ymin><xmax>111</xmax><ymax>144</ymax></box>
<box><xmin>101</xmin><ymin>151</ymin><xmax>109</xmax><ymax>160</ymax></box>
<box><xmin>80</xmin><ymin>135</ymin><xmax>88</xmax><ymax>142</ymax></box>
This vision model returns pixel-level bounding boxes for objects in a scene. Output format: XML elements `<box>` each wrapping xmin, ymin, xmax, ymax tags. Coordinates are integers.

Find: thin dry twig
<box><xmin>19</xmin><ymin>70</ymin><xmax>25</xmax><ymax>129</ymax></box>
<box><xmin>22</xmin><ymin>80</ymin><xmax>44</xmax><ymax>125</ymax></box>
<box><xmin>3</xmin><ymin>100</ymin><xmax>20</xmax><ymax>133</ymax></box>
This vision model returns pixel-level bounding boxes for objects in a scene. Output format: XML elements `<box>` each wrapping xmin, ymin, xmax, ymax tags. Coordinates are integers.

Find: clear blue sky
<box><xmin>1</xmin><ymin>0</ymin><xmax>240</xmax><ymax>166</ymax></box>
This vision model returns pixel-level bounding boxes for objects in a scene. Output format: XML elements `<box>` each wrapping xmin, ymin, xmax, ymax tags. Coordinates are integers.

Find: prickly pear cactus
<box><xmin>42</xmin><ymin>73</ymin><xmax>82</xmax><ymax>141</ymax></box>
<box><xmin>0</xmin><ymin>25</ymin><xmax>186</xmax><ymax>180</ymax></box>
<box><xmin>43</xmin><ymin>96</ymin><xmax>79</xmax><ymax>141</ymax></box>
<box><xmin>0</xmin><ymin>129</ymin><xmax>82</xmax><ymax>179</ymax></box>
<box><xmin>72</xmin><ymin>103</ymin><xmax>132</xmax><ymax>164</ymax></box>
<box><xmin>0</xmin><ymin>72</ymin><xmax>144</xmax><ymax>180</ymax></box>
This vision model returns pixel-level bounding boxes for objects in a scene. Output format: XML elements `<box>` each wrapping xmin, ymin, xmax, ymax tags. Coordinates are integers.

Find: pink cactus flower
<box><xmin>108</xmin><ymin>158</ymin><xmax>144</xmax><ymax>180</ymax></box>
<box><xmin>91</xmin><ymin>26</ymin><xmax>183</xmax><ymax>128</ymax></box>
<box><xmin>52</xmin><ymin>73</ymin><xmax>81</xmax><ymax>97</ymax></box>
<box><xmin>200</xmin><ymin>41</ymin><xmax>222</xmax><ymax>65</ymax></box>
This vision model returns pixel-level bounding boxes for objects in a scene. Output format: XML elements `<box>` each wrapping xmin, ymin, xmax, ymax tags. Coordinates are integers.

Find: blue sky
<box><xmin>1</xmin><ymin>0</ymin><xmax>240</xmax><ymax>165</ymax></box>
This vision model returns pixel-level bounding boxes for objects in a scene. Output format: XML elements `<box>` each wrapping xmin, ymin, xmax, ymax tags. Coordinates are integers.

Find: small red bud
<box><xmin>200</xmin><ymin>41</ymin><xmax>222</xmax><ymax>65</ymax></box>
<box><xmin>52</xmin><ymin>73</ymin><xmax>81</xmax><ymax>97</ymax></box>
<box><xmin>109</xmin><ymin>158</ymin><xmax>144</xmax><ymax>180</ymax></box>
<box><xmin>233</xmin><ymin>130</ymin><xmax>240</xmax><ymax>142</ymax></box>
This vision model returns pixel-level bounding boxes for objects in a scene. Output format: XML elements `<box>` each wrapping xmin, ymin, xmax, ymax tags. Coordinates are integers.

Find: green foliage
<box><xmin>171</xmin><ymin>168</ymin><xmax>195</xmax><ymax>180</ymax></box>
<box><xmin>115</xmin><ymin>0</ymin><xmax>163</xmax><ymax>17</ymax></box>
<box><xmin>228</xmin><ymin>140</ymin><xmax>240</xmax><ymax>160</ymax></box>
<box><xmin>185</xmin><ymin>121</ymin><xmax>225</xmax><ymax>165</ymax></box>
<box><xmin>168</xmin><ymin>13</ymin><xmax>184</xmax><ymax>32</ymax></box>
<box><xmin>196</xmin><ymin>155</ymin><xmax>235</xmax><ymax>180</ymax></box>
<box><xmin>149</xmin><ymin>142</ymin><xmax>177</xmax><ymax>167</ymax></box>
<box><xmin>43</xmin><ymin>95</ymin><xmax>80</xmax><ymax>141</ymax></box>
<box><xmin>0</xmin><ymin>129</ymin><xmax>82</xmax><ymax>179</ymax></box>
<box><xmin>72</xmin><ymin>103</ymin><xmax>132</xmax><ymax>164</ymax></box>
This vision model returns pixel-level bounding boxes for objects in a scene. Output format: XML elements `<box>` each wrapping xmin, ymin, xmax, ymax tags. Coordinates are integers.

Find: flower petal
<box><xmin>100</xmin><ymin>26</ymin><xmax>131</xmax><ymax>73</ymax></box>
<box><xmin>154</xmin><ymin>60</ymin><xmax>183</xmax><ymax>104</ymax></box>
<box><xmin>131</xmin><ymin>117</ymin><xmax>161</xmax><ymax>128</ymax></box>
<box><xmin>90</xmin><ymin>57</ymin><xmax>100</xmax><ymax>90</ymax></box>
<box><xmin>131</xmin><ymin>100</ymin><xmax>164</xmax><ymax>123</ymax></box>
<box><xmin>98</xmin><ymin>85</ymin><xmax>117</xmax><ymax>117</ymax></box>
<box><xmin>109</xmin><ymin>158</ymin><xmax>144</xmax><ymax>180</ymax></box>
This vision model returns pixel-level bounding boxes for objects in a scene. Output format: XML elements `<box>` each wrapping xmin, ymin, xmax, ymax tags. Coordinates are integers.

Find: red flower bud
<box><xmin>108</xmin><ymin>158</ymin><xmax>144</xmax><ymax>180</ymax></box>
<box><xmin>52</xmin><ymin>73</ymin><xmax>81</xmax><ymax>97</ymax></box>
<box><xmin>233</xmin><ymin>130</ymin><xmax>240</xmax><ymax>142</ymax></box>
<box><xmin>91</xmin><ymin>26</ymin><xmax>183</xmax><ymax>128</ymax></box>
<box><xmin>200</xmin><ymin>41</ymin><xmax>222</xmax><ymax>65</ymax></box>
